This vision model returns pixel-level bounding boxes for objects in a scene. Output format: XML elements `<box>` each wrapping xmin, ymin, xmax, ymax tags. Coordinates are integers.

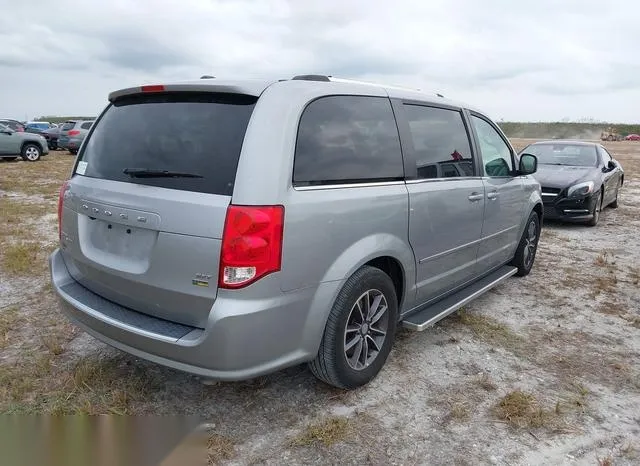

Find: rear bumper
<box><xmin>49</xmin><ymin>249</ymin><xmax>339</xmax><ymax>381</ymax></box>
<box><xmin>542</xmin><ymin>194</ymin><xmax>598</xmax><ymax>222</ymax></box>
<box><xmin>58</xmin><ymin>137</ymin><xmax>81</xmax><ymax>150</ymax></box>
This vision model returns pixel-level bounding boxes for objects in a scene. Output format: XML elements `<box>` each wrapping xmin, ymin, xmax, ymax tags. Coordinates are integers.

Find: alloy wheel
<box><xmin>25</xmin><ymin>146</ymin><xmax>40</xmax><ymax>161</ymax></box>
<box><xmin>344</xmin><ymin>289</ymin><xmax>389</xmax><ymax>371</ymax></box>
<box><xmin>523</xmin><ymin>219</ymin><xmax>538</xmax><ymax>269</ymax></box>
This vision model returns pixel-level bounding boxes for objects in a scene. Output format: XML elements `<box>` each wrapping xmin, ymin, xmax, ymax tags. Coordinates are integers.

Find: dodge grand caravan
<box><xmin>50</xmin><ymin>75</ymin><xmax>542</xmax><ymax>389</ymax></box>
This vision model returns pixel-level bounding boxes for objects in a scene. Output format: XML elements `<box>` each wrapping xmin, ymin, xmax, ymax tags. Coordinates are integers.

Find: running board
<box><xmin>402</xmin><ymin>265</ymin><xmax>518</xmax><ymax>331</ymax></box>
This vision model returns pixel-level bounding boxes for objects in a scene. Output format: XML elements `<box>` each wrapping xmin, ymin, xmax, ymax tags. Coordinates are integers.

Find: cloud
<box><xmin>94</xmin><ymin>29</ymin><xmax>199</xmax><ymax>72</ymax></box>
<box><xmin>0</xmin><ymin>0</ymin><xmax>638</xmax><ymax>121</ymax></box>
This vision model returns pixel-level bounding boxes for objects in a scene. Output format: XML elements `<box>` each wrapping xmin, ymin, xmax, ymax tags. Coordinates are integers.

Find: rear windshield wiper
<box><xmin>123</xmin><ymin>168</ymin><xmax>204</xmax><ymax>179</ymax></box>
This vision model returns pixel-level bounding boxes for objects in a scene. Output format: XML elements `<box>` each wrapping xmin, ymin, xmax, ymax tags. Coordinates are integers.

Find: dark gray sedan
<box><xmin>519</xmin><ymin>140</ymin><xmax>623</xmax><ymax>226</ymax></box>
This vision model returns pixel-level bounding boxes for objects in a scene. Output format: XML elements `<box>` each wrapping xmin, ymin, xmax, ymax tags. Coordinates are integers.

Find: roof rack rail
<box><xmin>200</xmin><ymin>75</ymin><xmax>215</xmax><ymax>79</ymax></box>
<box><xmin>292</xmin><ymin>74</ymin><xmax>330</xmax><ymax>82</ymax></box>
<box><xmin>328</xmin><ymin>76</ymin><xmax>421</xmax><ymax>92</ymax></box>
<box><xmin>436</xmin><ymin>93</ymin><xmax>444</xmax><ymax>97</ymax></box>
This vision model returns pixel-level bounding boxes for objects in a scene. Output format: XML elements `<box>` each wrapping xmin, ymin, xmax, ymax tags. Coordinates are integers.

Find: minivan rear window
<box><xmin>77</xmin><ymin>92</ymin><xmax>256</xmax><ymax>196</ymax></box>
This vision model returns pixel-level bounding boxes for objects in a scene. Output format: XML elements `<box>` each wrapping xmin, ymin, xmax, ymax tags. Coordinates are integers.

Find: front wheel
<box><xmin>587</xmin><ymin>191</ymin><xmax>602</xmax><ymax>227</ymax></box>
<box><xmin>309</xmin><ymin>266</ymin><xmax>398</xmax><ymax>389</ymax></box>
<box><xmin>610</xmin><ymin>183</ymin><xmax>621</xmax><ymax>208</ymax></box>
<box><xmin>21</xmin><ymin>143</ymin><xmax>42</xmax><ymax>162</ymax></box>
<box><xmin>511</xmin><ymin>211</ymin><xmax>540</xmax><ymax>276</ymax></box>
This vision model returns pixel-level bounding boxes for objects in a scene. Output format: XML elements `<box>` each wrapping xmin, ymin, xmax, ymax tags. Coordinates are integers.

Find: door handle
<box><xmin>487</xmin><ymin>191</ymin><xmax>499</xmax><ymax>200</ymax></box>
<box><xmin>468</xmin><ymin>192</ymin><xmax>484</xmax><ymax>202</ymax></box>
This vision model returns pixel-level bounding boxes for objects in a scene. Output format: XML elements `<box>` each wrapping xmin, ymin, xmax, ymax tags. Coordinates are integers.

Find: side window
<box><xmin>403</xmin><ymin>104</ymin><xmax>474</xmax><ymax>179</ymax></box>
<box><xmin>81</xmin><ymin>122</ymin><xmax>93</xmax><ymax>130</ymax></box>
<box><xmin>293</xmin><ymin>96</ymin><xmax>404</xmax><ymax>185</ymax></box>
<box><xmin>470</xmin><ymin>115</ymin><xmax>514</xmax><ymax>177</ymax></box>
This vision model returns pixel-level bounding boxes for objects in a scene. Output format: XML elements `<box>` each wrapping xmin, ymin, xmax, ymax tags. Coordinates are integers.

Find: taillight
<box><xmin>141</xmin><ymin>84</ymin><xmax>165</xmax><ymax>93</ymax></box>
<box><xmin>57</xmin><ymin>180</ymin><xmax>70</xmax><ymax>242</ymax></box>
<box><xmin>219</xmin><ymin>205</ymin><xmax>284</xmax><ymax>289</ymax></box>
<box><xmin>68</xmin><ymin>130</ymin><xmax>80</xmax><ymax>136</ymax></box>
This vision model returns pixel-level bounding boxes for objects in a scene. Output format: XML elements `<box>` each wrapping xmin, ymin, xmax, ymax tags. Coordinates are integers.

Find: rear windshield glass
<box><xmin>524</xmin><ymin>143</ymin><xmax>598</xmax><ymax>167</ymax></box>
<box><xmin>78</xmin><ymin>93</ymin><xmax>256</xmax><ymax>196</ymax></box>
<box><xmin>61</xmin><ymin>121</ymin><xmax>76</xmax><ymax>130</ymax></box>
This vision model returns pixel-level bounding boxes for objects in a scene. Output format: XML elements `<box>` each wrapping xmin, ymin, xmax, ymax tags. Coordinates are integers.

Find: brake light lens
<box><xmin>219</xmin><ymin>205</ymin><xmax>284</xmax><ymax>289</ymax></box>
<box><xmin>57</xmin><ymin>180</ymin><xmax>70</xmax><ymax>242</ymax></box>
<box><xmin>68</xmin><ymin>130</ymin><xmax>80</xmax><ymax>136</ymax></box>
<box><xmin>141</xmin><ymin>84</ymin><xmax>165</xmax><ymax>93</ymax></box>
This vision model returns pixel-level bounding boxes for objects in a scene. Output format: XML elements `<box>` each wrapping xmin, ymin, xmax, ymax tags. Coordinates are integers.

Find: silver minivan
<box><xmin>50</xmin><ymin>75</ymin><xmax>542</xmax><ymax>389</ymax></box>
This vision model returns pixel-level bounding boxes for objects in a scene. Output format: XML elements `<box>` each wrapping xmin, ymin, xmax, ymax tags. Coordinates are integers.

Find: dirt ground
<box><xmin>1</xmin><ymin>140</ymin><xmax>639</xmax><ymax>465</ymax></box>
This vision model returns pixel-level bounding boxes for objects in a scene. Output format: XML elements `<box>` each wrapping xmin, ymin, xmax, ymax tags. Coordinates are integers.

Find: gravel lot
<box><xmin>1</xmin><ymin>139</ymin><xmax>639</xmax><ymax>465</ymax></box>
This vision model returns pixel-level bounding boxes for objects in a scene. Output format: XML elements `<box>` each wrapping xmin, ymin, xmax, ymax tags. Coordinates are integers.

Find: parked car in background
<box><xmin>519</xmin><ymin>140</ymin><xmax>623</xmax><ymax>226</ymax></box>
<box><xmin>0</xmin><ymin>123</ymin><xmax>49</xmax><ymax>161</ymax></box>
<box><xmin>42</xmin><ymin>125</ymin><xmax>67</xmax><ymax>150</ymax></box>
<box><xmin>624</xmin><ymin>134</ymin><xmax>640</xmax><ymax>141</ymax></box>
<box><xmin>24</xmin><ymin>121</ymin><xmax>54</xmax><ymax>134</ymax></box>
<box><xmin>50</xmin><ymin>76</ymin><xmax>542</xmax><ymax>389</ymax></box>
<box><xmin>0</xmin><ymin>119</ymin><xmax>25</xmax><ymax>132</ymax></box>
<box><xmin>57</xmin><ymin>120</ymin><xmax>94</xmax><ymax>154</ymax></box>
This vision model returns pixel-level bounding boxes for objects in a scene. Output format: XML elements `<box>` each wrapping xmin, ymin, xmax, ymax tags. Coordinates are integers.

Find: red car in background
<box><xmin>625</xmin><ymin>134</ymin><xmax>640</xmax><ymax>141</ymax></box>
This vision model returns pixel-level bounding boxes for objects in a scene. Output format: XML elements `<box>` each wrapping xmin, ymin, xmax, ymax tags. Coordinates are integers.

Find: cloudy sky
<box><xmin>1</xmin><ymin>0</ymin><xmax>638</xmax><ymax>122</ymax></box>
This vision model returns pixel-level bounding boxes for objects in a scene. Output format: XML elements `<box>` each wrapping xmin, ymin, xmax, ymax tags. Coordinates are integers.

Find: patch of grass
<box><xmin>597</xmin><ymin>454</ymin><xmax>613</xmax><ymax>466</ymax></box>
<box><xmin>0</xmin><ymin>306</ymin><xmax>20</xmax><ymax>348</ymax></box>
<box><xmin>592</xmin><ymin>275</ymin><xmax>618</xmax><ymax>296</ymax></box>
<box><xmin>0</xmin><ymin>155</ymin><xmax>74</xmax><ymax>196</ymax></box>
<box><xmin>456</xmin><ymin>310</ymin><xmax>523</xmax><ymax>349</ymax></box>
<box><xmin>493</xmin><ymin>390</ymin><xmax>557</xmax><ymax>429</ymax></box>
<box><xmin>0</xmin><ymin>196</ymin><xmax>52</xmax><ymax>239</ymax></box>
<box><xmin>476</xmin><ymin>373</ymin><xmax>498</xmax><ymax>391</ymax></box>
<box><xmin>594</xmin><ymin>251</ymin><xmax>609</xmax><ymax>267</ymax></box>
<box><xmin>291</xmin><ymin>416</ymin><xmax>353</xmax><ymax>447</ymax></box>
<box><xmin>1</xmin><ymin>354</ymin><xmax>163</xmax><ymax>414</ymax></box>
<box><xmin>444</xmin><ymin>401</ymin><xmax>470</xmax><ymax>423</ymax></box>
<box><xmin>41</xmin><ymin>333</ymin><xmax>65</xmax><ymax>356</ymax></box>
<box><xmin>596</xmin><ymin>301</ymin><xmax>626</xmax><ymax>317</ymax></box>
<box><xmin>207</xmin><ymin>432</ymin><xmax>235</xmax><ymax>464</ymax></box>
<box><xmin>625</xmin><ymin>316</ymin><xmax>640</xmax><ymax>329</ymax></box>
<box><xmin>2</xmin><ymin>242</ymin><xmax>41</xmax><ymax>275</ymax></box>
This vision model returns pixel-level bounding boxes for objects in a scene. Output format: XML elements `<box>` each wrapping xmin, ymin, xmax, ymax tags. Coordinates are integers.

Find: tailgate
<box><xmin>59</xmin><ymin>91</ymin><xmax>256</xmax><ymax>328</ymax></box>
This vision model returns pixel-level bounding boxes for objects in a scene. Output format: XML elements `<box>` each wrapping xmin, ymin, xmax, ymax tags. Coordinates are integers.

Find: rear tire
<box><xmin>309</xmin><ymin>266</ymin><xmax>398</xmax><ymax>389</ymax></box>
<box><xmin>587</xmin><ymin>191</ymin><xmax>602</xmax><ymax>227</ymax></box>
<box><xmin>21</xmin><ymin>143</ymin><xmax>41</xmax><ymax>162</ymax></box>
<box><xmin>510</xmin><ymin>211</ymin><xmax>540</xmax><ymax>277</ymax></box>
<box><xmin>69</xmin><ymin>149</ymin><xmax>77</xmax><ymax>155</ymax></box>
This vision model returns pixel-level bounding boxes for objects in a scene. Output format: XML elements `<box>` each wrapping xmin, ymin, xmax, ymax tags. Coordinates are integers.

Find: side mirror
<box><xmin>607</xmin><ymin>160</ymin><xmax>616</xmax><ymax>170</ymax></box>
<box><xmin>518</xmin><ymin>153</ymin><xmax>538</xmax><ymax>175</ymax></box>
<box><xmin>0</xmin><ymin>129</ymin><xmax>13</xmax><ymax>135</ymax></box>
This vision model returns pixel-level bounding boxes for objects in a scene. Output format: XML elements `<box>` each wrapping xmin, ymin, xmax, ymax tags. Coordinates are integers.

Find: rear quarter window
<box><xmin>77</xmin><ymin>92</ymin><xmax>256</xmax><ymax>196</ymax></box>
<box><xmin>293</xmin><ymin>95</ymin><xmax>404</xmax><ymax>185</ymax></box>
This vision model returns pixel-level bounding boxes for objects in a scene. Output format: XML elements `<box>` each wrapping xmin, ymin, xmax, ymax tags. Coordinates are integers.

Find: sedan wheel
<box><xmin>587</xmin><ymin>191</ymin><xmax>602</xmax><ymax>227</ymax></box>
